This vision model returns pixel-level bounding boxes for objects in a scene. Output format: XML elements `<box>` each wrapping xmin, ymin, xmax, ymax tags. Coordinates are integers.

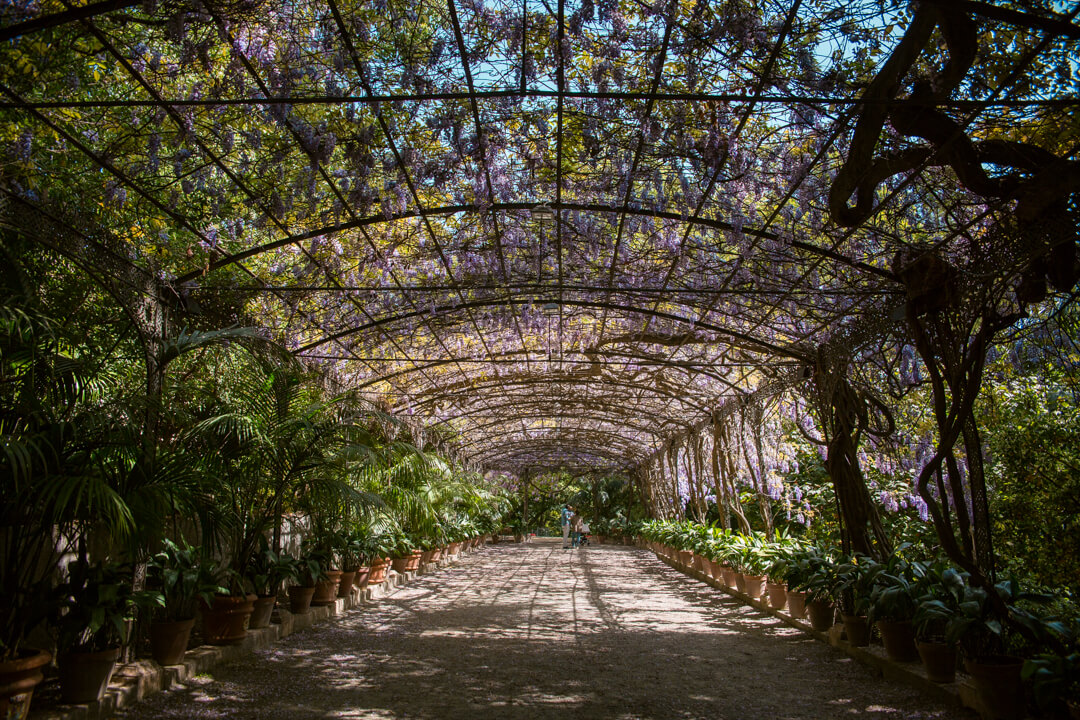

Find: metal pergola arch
<box><xmin>2</xmin><ymin>0</ymin><xmax>1077</xmax><ymax>478</ymax></box>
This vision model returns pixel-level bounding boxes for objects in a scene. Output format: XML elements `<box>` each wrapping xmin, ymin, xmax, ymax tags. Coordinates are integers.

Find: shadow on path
<box><xmin>116</xmin><ymin>543</ymin><xmax>972</xmax><ymax>720</ymax></box>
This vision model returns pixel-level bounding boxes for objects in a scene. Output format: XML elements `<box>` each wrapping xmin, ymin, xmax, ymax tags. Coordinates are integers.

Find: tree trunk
<box><xmin>810</xmin><ymin>348</ymin><xmax>891</xmax><ymax>559</ymax></box>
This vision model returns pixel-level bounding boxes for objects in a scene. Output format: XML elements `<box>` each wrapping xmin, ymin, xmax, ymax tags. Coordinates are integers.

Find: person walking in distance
<box><xmin>560</xmin><ymin>504</ymin><xmax>573</xmax><ymax>549</ymax></box>
<box><xmin>570</xmin><ymin>510</ymin><xmax>585</xmax><ymax>547</ymax></box>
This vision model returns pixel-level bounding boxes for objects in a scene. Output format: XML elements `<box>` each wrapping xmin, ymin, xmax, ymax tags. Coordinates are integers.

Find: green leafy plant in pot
<box><xmin>335</xmin><ymin>528</ymin><xmax>370</xmax><ymax>595</ymax></box>
<box><xmin>389</xmin><ymin>530</ymin><xmax>422</xmax><ymax>574</ymax></box>
<box><xmin>788</xmin><ymin>547</ymin><xmax>838</xmax><ymax>631</ymax></box>
<box><xmin>303</xmin><ymin>528</ymin><xmax>345</xmax><ymax>606</ymax></box>
<box><xmin>947</xmin><ymin>577</ymin><xmax>1051</xmax><ymax>720</ymax></box>
<box><xmin>248</xmin><ymin>544</ymin><xmax>299</xmax><ymax>628</ymax></box>
<box><xmin>54</xmin><ymin>560</ymin><xmax>157</xmax><ymax>704</ymax></box>
<box><xmin>866</xmin><ymin>553</ymin><xmax>922</xmax><ymax>662</ymax></box>
<box><xmin>912</xmin><ymin>561</ymin><xmax>967</xmax><ymax>682</ymax></box>
<box><xmin>733</xmin><ymin>533</ymin><xmax>770</xmax><ymax>599</ymax></box>
<box><xmin>1021</xmin><ymin>616</ymin><xmax>1080</xmax><ymax>719</ymax></box>
<box><xmin>147</xmin><ymin>540</ymin><xmax>225</xmax><ymax>665</ymax></box>
<box><xmin>364</xmin><ymin>528</ymin><xmax>398</xmax><ymax>585</ymax></box>
<box><xmin>287</xmin><ymin>549</ymin><xmax>327</xmax><ymax>614</ymax></box>
<box><xmin>833</xmin><ymin>554</ymin><xmax>882</xmax><ymax>647</ymax></box>
<box><xmin>194</xmin><ymin>559</ymin><xmax>254</xmax><ymax>646</ymax></box>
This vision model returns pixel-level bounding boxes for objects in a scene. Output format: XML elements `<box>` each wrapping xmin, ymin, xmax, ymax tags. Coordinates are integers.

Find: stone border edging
<box><xmin>30</xmin><ymin>545</ymin><xmax>487</xmax><ymax>720</ymax></box>
<box><xmin>654</xmin><ymin>552</ymin><xmax>997</xmax><ymax>718</ymax></box>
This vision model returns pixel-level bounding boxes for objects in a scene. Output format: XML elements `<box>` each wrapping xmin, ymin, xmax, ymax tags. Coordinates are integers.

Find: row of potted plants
<box><xmin>640</xmin><ymin>520</ymin><xmax>1080</xmax><ymax>719</ymax></box>
<box><xmin>590</xmin><ymin>517</ymin><xmax>645</xmax><ymax>546</ymax></box>
<box><xmin>13</xmin><ymin>531</ymin><xmax>495</xmax><ymax>712</ymax></box>
<box><xmin>2</xmin><ymin>492</ymin><xmax>506</xmax><ymax>718</ymax></box>
<box><xmin>1</xmin><ymin>249</ymin><xmax>515</xmax><ymax>718</ymax></box>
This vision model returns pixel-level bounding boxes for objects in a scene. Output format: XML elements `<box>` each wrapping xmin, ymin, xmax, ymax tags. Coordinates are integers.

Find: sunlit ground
<box><xmin>116</xmin><ymin>540</ymin><xmax>971</xmax><ymax>719</ymax></box>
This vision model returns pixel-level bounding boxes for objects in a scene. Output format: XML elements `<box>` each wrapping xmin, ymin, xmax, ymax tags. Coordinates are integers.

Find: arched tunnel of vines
<box><xmin>2</xmin><ymin>0</ymin><xmax>1079</xmax><ymax>717</ymax></box>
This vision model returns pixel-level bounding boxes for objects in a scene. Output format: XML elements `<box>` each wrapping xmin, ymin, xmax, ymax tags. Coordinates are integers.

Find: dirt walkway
<box><xmin>117</xmin><ymin>540</ymin><xmax>971</xmax><ymax>719</ymax></box>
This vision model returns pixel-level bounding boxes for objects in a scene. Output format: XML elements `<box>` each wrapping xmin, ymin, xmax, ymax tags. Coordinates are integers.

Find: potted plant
<box><xmin>288</xmin><ymin>550</ymin><xmax>327</xmax><ymax>613</ymax></box>
<box><xmin>248</xmin><ymin>545</ymin><xmax>299</xmax><ymax>628</ymax></box>
<box><xmin>733</xmin><ymin>533</ymin><xmax>769</xmax><ymax>599</ymax></box>
<box><xmin>197</xmin><ymin>561</ymin><xmax>255</xmax><ymax>646</ymax></box>
<box><xmin>711</xmin><ymin>535</ymin><xmax>741</xmax><ymax>589</ymax></box>
<box><xmin>762</xmin><ymin>539</ymin><xmax>797</xmax><ymax>611</ymax></box>
<box><xmin>366</xmin><ymin>531</ymin><xmax>395</xmax><ymax>585</ymax></box>
<box><xmin>0</xmin><ymin>561</ymin><xmax>52</xmax><ymax>719</ymax></box>
<box><xmin>789</xmin><ymin>547</ymin><xmax>838</xmax><ymax>631</ymax></box>
<box><xmin>912</xmin><ymin>562</ymin><xmax>966</xmax><ymax>683</ymax></box>
<box><xmin>54</xmin><ymin>560</ymin><xmax>154</xmax><ymax>705</ymax></box>
<box><xmin>867</xmin><ymin>554</ymin><xmax>921</xmax><ymax>662</ymax></box>
<box><xmin>146</xmin><ymin>539</ymin><xmax>225</xmax><ymax>665</ymax></box>
<box><xmin>338</xmin><ymin>529</ymin><xmax>368</xmax><ymax>597</ymax></box>
<box><xmin>1023</xmin><ymin>616</ymin><xmax>1080</xmax><ymax>720</ymax></box>
<box><xmin>834</xmin><ymin>554</ymin><xmax>881</xmax><ymax>648</ymax></box>
<box><xmin>305</xmin><ymin>533</ymin><xmax>344</xmax><ymax>606</ymax></box>
<box><xmin>947</xmin><ymin>577</ymin><xmax>1046</xmax><ymax>720</ymax></box>
<box><xmin>389</xmin><ymin>531</ymin><xmax>422</xmax><ymax>575</ymax></box>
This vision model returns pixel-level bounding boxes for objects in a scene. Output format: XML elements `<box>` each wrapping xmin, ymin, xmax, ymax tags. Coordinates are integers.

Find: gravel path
<box><xmin>117</xmin><ymin>540</ymin><xmax>972</xmax><ymax>720</ymax></box>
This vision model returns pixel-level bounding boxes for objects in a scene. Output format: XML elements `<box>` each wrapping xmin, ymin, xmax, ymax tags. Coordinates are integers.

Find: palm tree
<box><xmin>0</xmin><ymin>240</ymin><xmax>142</xmax><ymax>658</ymax></box>
<box><xmin>189</xmin><ymin>358</ymin><xmax>384</xmax><ymax>584</ymax></box>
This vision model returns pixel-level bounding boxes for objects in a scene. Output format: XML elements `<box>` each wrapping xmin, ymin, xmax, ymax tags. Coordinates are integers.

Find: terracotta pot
<box><xmin>390</xmin><ymin>554</ymin><xmax>420</xmax><ymax>574</ymax></box>
<box><xmin>429</xmin><ymin>548</ymin><xmax>443</xmax><ymax>563</ymax></box>
<box><xmin>721</xmin><ymin>567</ymin><xmax>739</xmax><ymax>589</ymax></box>
<box><xmin>622</xmin><ymin>536</ymin><xmax>633</xmax><ymax>545</ymax></box>
<box><xmin>917</xmin><ymin>640</ymin><xmax>957</xmax><ymax>683</ymax></box>
<box><xmin>420</xmin><ymin>550</ymin><xmax>435</xmax><ymax>566</ymax></box>
<box><xmin>288</xmin><ymin>585</ymin><xmax>316</xmax><ymax>614</ymax></box>
<box><xmin>876</xmin><ymin>619</ymin><xmax>919</xmax><ymax>662</ymax></box>
<box><xmin>201</xmin><ymin>594</ymin><xmax>255</xmax><ymax>645</ymax></box>
<box><xmin>842</xmin><ymin>614</ymin><xmax>871</xmax><ymax>647</ymax></box>
<box><xmin>964</xmin><ymin>655</ymin><xmax>1025</xmax><ymax>720</ymax></box>
<box><xmin>0</xmin><ymin>647</ymin><xmax>51</xmax><ymax>719</ymax></box>
<box><xmin>59</xmin><ymin>646</ymin><xmax>120</xmax><ymax>704</ymax></box>
<box><xmin>742</xmin><ymin>574</ymin><xmax>767</xmax><ymax>599</ymax></box>
<box><xmin>807</xmin><ymin>599</ymin><xmax>835</xmax><ymax>631</ymax></box>
<box><xmin>735</xmin><ymin>572</ymin><xmax>747</xmax><ymax>594</ymax></box>
<box><xmin>679</xmin><ymin>550</ymin><xmax>694</xmax><ymax>568</ymax></box>
<box><xmin>368</xmin><ymin>557</ymin><xmax>391</xmax><ymax>585</ymax></box>
<box><xmin>337</xmin><ymin>571</ymin><xmax>356</xmax><ymax>598</ymax></box>
<box><xmin>312</xmin><ymin>570</ymin><xmax>343</xmax><ymax>605</ymax></box>
<box><xmin>766</xmin><ymin>582</ymin><xmax>787</xmax><ymax>610</ymax></box>
<box><xmin>249</xmin><ymin>595</ymin><xmax>276</xmax><ymax>629</ymax></box>
<box><xmin>787</xmin><ymin>590</ymin><xmax>808</xmax><ymax>619</ymax></box>
<box><xmin>353</xmin><ymin>566</ymin><xmax>371</xmax><ymax>588</ymax></box>
<box><xmin>150</xmin><ymin>618</ymin><xmax>195</xmax><ymax>665</ymax></box>
<box><xmin>450</xmin><ymin>541</ymin><xmax>463</xmax><ymax>554</ymax></box>
<box><xmin>692</xmin><ymin>554</ymin><xmax>705</xmax><ymax>573</ymax></box>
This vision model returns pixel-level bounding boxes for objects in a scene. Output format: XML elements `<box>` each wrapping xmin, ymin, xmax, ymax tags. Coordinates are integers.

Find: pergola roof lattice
<box><xmin>1</xmin><ymin>0</ymin><xmax>1078</xmax><ymax>475</ymax></box>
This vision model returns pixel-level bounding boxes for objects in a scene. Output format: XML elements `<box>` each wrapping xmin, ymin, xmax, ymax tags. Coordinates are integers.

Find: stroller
<box><xmin>571</xmin><ymin>521</ymin><xmax>591</xmax><ymax>548</ymax></box>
